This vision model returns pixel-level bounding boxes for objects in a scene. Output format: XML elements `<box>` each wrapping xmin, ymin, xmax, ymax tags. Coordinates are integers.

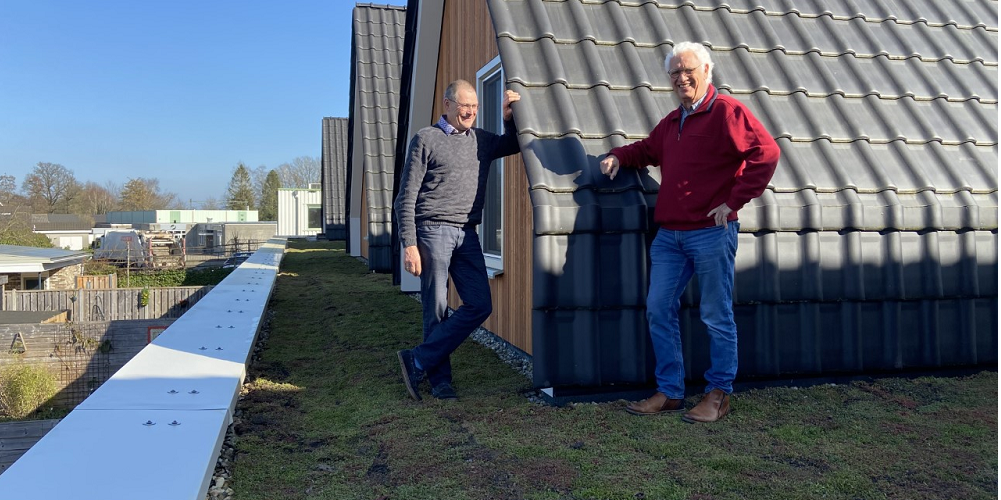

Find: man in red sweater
<box><xmin>600</xmin><ymin>42</ymin><xmax>780</xmax><ymax>423</ymax></box>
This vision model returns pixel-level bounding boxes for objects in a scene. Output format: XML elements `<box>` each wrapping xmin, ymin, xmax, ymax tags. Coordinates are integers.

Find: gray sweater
<box><xmin>394</xmin><ymin>119</ymin><xmax>519</xmax><ymax>248</ymax></box>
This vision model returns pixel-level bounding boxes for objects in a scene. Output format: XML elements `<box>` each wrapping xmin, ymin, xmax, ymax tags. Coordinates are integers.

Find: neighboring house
<box><xmin>277</xmin><ymin>187</ymin><xmax>323</xmax><ymax>237</ymax></box>
<box><xmin>102</xmin><ymin>210</ymin><xmax>262</xmax><ymax>249</ymax></box>
<box><xmin>321</xmin><ymin>117</ymin><xmax>350</xmax><ymax>240</ymax></box>
<box><xmin>0</xmin><ymin>245</ymin><xmax>88</xmax><ymax>291</ymax></box>
<box><xmin>104</xmin><ymin>210</ymin><xmax>260</xmax><ymax>226</ymax></box>
<box><xmin>345</xmin><ymin>3</ymin><xmax>407</xmax><ymax>272</ymax></box>
<box><xmin>395</xmin><ymin>0</ymin><xmax>998</xmax><ymax>397</ymax></box>
<box><xmin>184</xmin><ymin>222</ymin><xmax>277</xmax><ymax>255</ymax></box>
<box><xmin>27</xmin><ymin>214</ymin><xmax>95</xmax><ymax>250</ymax></box>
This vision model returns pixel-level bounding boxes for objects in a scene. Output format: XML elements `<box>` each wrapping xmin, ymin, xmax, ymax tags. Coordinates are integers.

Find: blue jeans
<box><xmin>411</xmin><ymin>225</ymin><xmax>492</xmax><ymax>387</ymax></box>
<box><xmin>647</xmin><ymin>223</ymin><xmax>739</xmax><ymax>398</ymax></box>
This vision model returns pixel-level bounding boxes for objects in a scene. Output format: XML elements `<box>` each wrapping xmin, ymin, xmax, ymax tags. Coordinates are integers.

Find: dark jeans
<box><xmin>411</xmin><ymin>225</ymin><xmax>492</xmax><ymax>387</ymax></box>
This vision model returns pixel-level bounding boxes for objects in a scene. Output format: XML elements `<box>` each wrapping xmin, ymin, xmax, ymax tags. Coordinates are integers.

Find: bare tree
<box><xmin>0</xmin><ymin>206</ymin><xmax>52</xmax><ymax>247</ymax></box>
<box><xmin>0</xmin><ymin>174</ymin><xmax>16</xmax><ymax>206</ymax></box>
<box><xmin>200</xmin><ymin>196</ymin><xmax>220</xmax><ymax>210</ymax></box>
<box><xmin>119</xmin><ymin>177</ymin><xmax>178</xmax><ymax>210</ymax></box>
<box><xmin>22</xmin><ymin>162</ymin><xmax>81</xmax><ymax>213</ymax></box>
<box><xmin>0</xmin><ymin>175</ymin><xmax>29</xmax><ymax>215</ymax></box>
<box><xmin>250</xmin><ymin>164</ymin><xmax>269</xmax><ymax>198</ymax></box>
<box><xmin>276</xmin><ymin>156</ymin><xmax>320</xmax><ymax>189</ymax></box>
<box><xmin>72</xmin><ymin>181</ymin><xmax>118</xmax><ymax>215</ymax></box>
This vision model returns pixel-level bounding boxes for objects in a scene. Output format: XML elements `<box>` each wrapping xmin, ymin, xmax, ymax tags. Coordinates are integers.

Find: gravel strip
<box><xmin>205</xmin><ymin>310</ymin><xmax>273</xmax><ymax>500</ymax></box>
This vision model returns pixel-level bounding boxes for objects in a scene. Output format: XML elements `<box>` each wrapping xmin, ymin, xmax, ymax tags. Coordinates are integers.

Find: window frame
<box><xmin>306</xmin><ymin>204</ymin><xmax>322</xmax><ymax>231</ymax></box>
<box><xmin>476</xmin><ymin>56</ymin><xmax>505</xmax><ymax>275</ymax></box>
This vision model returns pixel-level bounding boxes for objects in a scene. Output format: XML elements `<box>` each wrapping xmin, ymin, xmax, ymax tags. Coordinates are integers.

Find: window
<box><xmin>23</xmin><ymin>276</ymin><xmax>43</xmax><ymax>290</ymax></box>
<box><xmin>307</xmin><ymin>205</ymin><xmax>322</xmax><ymax>230</ymax></box>
<box><xmin>477</xmin><ymin>56</ymin><xmax>505</xmax><ymax>273</ymax></box>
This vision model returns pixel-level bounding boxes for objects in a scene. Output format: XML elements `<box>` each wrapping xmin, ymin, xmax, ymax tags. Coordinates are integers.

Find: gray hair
<box><xmin>444</xmin><ymin>79</ymin><xmax>475</xmax><ymax>102</ymax></box>
<box><xmin>666</xmin><ymin>42</ymin><xmax>714</xmax><ymax>84</ymax></box>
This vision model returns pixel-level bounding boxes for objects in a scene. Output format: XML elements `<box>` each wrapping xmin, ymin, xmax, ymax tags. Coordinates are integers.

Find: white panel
<box><xmin>350</xmin><ymin>217</ymin><xmax>362</xmax><ymax>255</ymax></box>
<box><xmin>277</xmin><ymin>190</ymin><xmax>295</xmax><ymax>236</ymax></box>
<box><xmin>0</xmin><ymin>409</ymin><xmax>228</xmax><ymax>500</ymax></box>
<box><xmin>0</xmin><ymin>238</ymin><xmax>288</xmax><ymax>499</ymax></box>
<box><xmin>277</xmin><ymin>190</ymin><xmax>323</xmax><ymax>237</ymax></box>
<box><xmin>75</xmin><ymin>345</ymin><xmax>245</xmax><ymax>411</ymax></box>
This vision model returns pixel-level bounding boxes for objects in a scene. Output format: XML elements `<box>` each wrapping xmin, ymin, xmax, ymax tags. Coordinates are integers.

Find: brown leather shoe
<box><xmin>625</xmin><ymin>392</ymin><xmax>685</xmax><ymax>416</ymax></box>
<box><xmin>681</xmin><ymin>389</ymin><xmax>731</xmax><ymax>423</ymax></box>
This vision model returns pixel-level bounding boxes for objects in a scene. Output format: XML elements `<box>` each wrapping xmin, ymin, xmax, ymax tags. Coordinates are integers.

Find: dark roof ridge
<box><xmin>354</xmin><ymin>3</ymin><xmax>407</xmax><ymax>13</ymax></box>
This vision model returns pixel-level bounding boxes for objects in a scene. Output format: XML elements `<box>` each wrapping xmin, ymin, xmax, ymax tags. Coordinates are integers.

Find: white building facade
<box><xmin>277</xmin><ymin>188</ymin><xmax>322</xmax><ymax>237</ymax></box>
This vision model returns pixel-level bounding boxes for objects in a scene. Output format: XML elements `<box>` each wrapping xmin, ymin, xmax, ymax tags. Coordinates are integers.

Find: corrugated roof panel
<box><xmin>742</xmin><ymin>188</ymin><xmax>1000</xmax><ymax>234</ymax></box>
<box><xmin>773</xmin><ymin>140</ymin><xmax>999</xmax><ymax>193</ymax></box>
<box><xmin>510</xmin><ymin>83</ymin><xmax>668</xmax><ymax>139</ymax></box>
<box><xmin>351</xmin><ymin>3</ymin><xmax>406</xmax><ymax>272</ymax></box>
<box><xmin>657</xmin><ymin>0</ymin><xmax>999</xmax><ymax>28</ymax></box>
<box><xmin>499</xmin><ymin>37</ymin><xmax>673</xmax><ymax>91</ymax></box>
<box><xmin>733</xmin><ymin>92</ymin><xmax>999</xmax><ymax>145</ymax></box>
<box><xmin>722</xmin><ymin>229</ymin><xmax>999</xmax><ymax>303</ymax></box>
<box><xmin>488</xmin><ymin>0</ymin><xmax>997</xmax><ymax>389</ymax></box>
<box><xmin>715</xmin><ymin>50</ymin><xmax>998</xmax><ymax>102</ymax></box>
<box><xmin>532</xmin><ymin>308</ymin><xmax>652</xmax><ymax>387</ymax></box>
<box><xmin>322</xmin><ymin>117</ymin><xmax>349</xmax><ymax>239</ymax></box>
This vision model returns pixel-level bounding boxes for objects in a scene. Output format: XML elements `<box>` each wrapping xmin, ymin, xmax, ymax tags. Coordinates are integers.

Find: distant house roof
<box><xmin>486</xmin><ymin>0</ymin><xmax>998</xmax><ymax>387</ymax></box>
<box><xmin>0</xmin><ymin>245</ymin><xmax>89</xmax><ymax>273</ymax></box>
<box><xmin>348</xmin><ymin>3</ymin><xmax>407</xmax><ymax>272</ymax></box>
<box><xmin>322</xmin><ymin>117</ymin><xmax>350</xmax><ymax>240</ymax></box>
<box><xmin>29</xmin><ymin>213</ymin><xmax>95</xmax><ymax>231</ymax></box>
<box><xmin>0</xmin><ymin>310</ymin><xmax>69</xmax><ymax>325</ymax></box>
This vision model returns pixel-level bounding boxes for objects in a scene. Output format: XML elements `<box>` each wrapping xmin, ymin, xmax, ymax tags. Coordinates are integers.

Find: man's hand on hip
<box><xmin>707</xmin><ymin>203</ymin><xmax>733</xmax><ymax>228</ymax></box>
<box><xmin>403</xmin><ymin>245</ymin><xmax>422</xmax><ymax>276</ymax></box>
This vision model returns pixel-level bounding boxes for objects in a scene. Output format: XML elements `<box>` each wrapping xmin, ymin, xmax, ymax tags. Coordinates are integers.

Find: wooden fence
<box><xmin>76</xmin><ymin>274</ymin><xmax>117</xmax><ymax>289</ymax></box>
<box><xmin>1</xmin><ymin>320</ymin><xmax>172</xmax><ymax>408</ymax></box>
<box><xmin>1</xmin><ymin>287</ymin><xmax>212</xmax><ymax>322</ymax></box>
<box><xmin>0</xmin><ymin>419</ymin><xmax>59</xmax><ymax>474</ymax></box>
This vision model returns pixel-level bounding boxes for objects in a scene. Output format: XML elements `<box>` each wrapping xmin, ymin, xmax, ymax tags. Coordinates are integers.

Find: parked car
<box><xmin>222</xmin><ymin>252</ymin><xmax>253</xmax><ymax>269</ymax></box>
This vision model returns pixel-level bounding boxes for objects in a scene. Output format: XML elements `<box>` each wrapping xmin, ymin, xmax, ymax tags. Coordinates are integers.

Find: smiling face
<box><xmin>668</xmin><ymin>50</ymin><xmax>709</xmax><ymax>108</ymax></box>
<box><xmin>444</xmin><ymin>86</ymin><xmax>479</xmax><ymax>132</ymax></box>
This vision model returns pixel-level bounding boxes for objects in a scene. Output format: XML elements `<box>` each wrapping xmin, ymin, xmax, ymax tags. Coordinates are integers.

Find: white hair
<box><xmin>666</xmin><ymin>42</ymin><xmax>714</xmax><ymax>83</ymax></box>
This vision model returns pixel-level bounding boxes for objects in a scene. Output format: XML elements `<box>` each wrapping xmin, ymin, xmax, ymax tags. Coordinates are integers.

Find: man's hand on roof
<box><xmin>600</xmin><ymin>154</ymin><xmax>620</xmax><ymax>180</ymax></box>
<box><xmin>502</xmin><ymin>90</ymin><xmax>520</xmax><ymax>121</ymax></box>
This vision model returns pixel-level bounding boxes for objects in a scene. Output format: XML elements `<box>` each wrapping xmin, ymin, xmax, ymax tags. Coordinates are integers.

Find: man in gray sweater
<box><xmin>395</xmin><ymin>79</ymin><xmax>521</xmax><ymax>400</ymax></box>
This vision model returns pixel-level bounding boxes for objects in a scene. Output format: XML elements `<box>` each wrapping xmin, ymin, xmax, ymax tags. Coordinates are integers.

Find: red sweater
<box><xmin>610</xmin><ymin>85</ymin><xmax>780</xmax><ymax>230</ymax></box>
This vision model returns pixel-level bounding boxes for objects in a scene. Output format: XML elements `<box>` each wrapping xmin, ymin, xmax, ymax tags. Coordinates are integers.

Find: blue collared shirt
<box><xmin>678</xmin><ymin>93</ymin><xmax>707</xmax><ymax>132</ymax></box>
<box><xmin>437</xmin><ymin>115</ymin><xmax>469</xmax><ymax>136</ymax></box>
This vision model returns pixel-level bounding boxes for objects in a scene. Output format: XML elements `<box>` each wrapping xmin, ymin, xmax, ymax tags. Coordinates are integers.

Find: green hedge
<box><xmin>116</xmin><ymin>268</ymin><xmax>234</xmax><ymax>288</ymax></box>
<box><xmin>0</xmin><ymin>364</ymin><xmax>58</xmax><ymax>419</ymax></box>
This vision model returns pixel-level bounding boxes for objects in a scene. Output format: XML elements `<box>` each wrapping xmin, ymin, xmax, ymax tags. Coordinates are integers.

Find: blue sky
<box><xmin>0</xmin><ymin>0</ymin><xmax>406</xmax><ymax>206</ymax></box>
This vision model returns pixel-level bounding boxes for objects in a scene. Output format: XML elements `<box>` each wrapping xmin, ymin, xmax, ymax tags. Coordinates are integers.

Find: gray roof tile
<box><xmin>322</xmin><ymin>117</ymin><xmax>349</xmax><ymax>238</ymax></box>
<box><xmin>351</xmin><ymin>3</ymin><xmax>406</xmax><ymax>271</ymax></box>
<box><xmin>487</xmin><ymin>0</ymin><xmax>997</xmax><ymax>387</ymax></box>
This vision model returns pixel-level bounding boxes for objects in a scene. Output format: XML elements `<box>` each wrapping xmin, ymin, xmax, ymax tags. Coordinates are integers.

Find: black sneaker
<box><xmin>397</xmin><ymin>349</ymin><xmax>424</xmax><ymax>400</ymax></box>
<box><xmin>431</xmin><ymin>382</ymin><xmax>458</xmax><ymax>400</ymax></box>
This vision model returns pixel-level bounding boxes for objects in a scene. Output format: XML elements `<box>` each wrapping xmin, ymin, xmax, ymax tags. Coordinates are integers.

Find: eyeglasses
<box><xmin>668</xmin><ymin>66</ymin><xmax>701</xmax><ymax>80</ymax></box>
<box><xmin>447</xmin><ymin>99</ymin><xmax>478</xmax><ymax>112</ymax></box>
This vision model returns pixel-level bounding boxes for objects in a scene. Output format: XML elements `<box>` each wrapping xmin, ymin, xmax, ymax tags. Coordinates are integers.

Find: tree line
<box><xmin>1</xmin><ymin>157</ymin><xmax>319</xmax><ymax>217</ymax></box>
<box><xmin>0</xmin><ymin>157</ymin><xmax>320</xmax><ymax>246</ymax></box>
